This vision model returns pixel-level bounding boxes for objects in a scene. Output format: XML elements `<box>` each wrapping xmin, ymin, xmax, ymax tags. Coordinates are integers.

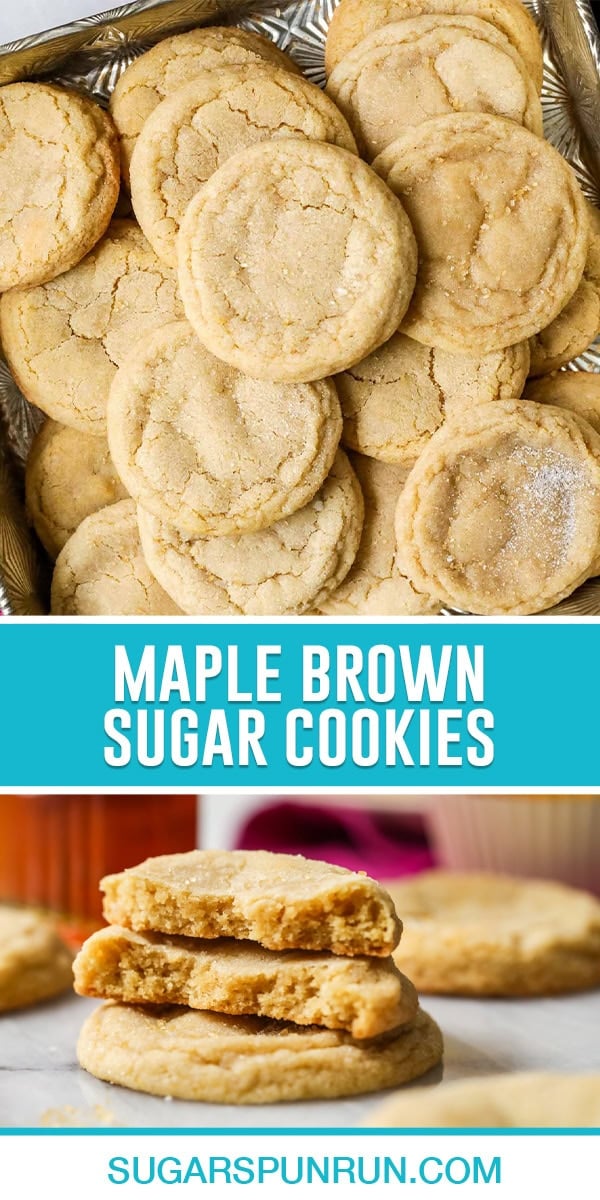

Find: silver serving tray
<box><xmin>1</xmin><ymin>0</ymin><xmax>600</xmax><ymax>614</ymax></box>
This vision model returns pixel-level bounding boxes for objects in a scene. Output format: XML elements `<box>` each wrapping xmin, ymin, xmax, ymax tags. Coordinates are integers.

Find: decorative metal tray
<box><xmin>1</xmin><ymin>0</ymin><xmax>600</xmax><ymax>615</ymax></box>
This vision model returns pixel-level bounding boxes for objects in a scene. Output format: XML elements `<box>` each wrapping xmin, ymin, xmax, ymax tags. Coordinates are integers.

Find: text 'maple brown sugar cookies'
<box><xmin>0</xmin><ymin>83</ymin><xmax>119</xmax><ymax>292</ymax></box>
<box><xmin>373</xmin><ymin>113</ymin><xmax>589</xmax><ymax>355</ymax></box>
<box><xmin>525</xmin><ymin>370</ymin><xmax>600</xmax><ymax>436</ymax></box>
<box><xmin>366</xmin><ymin>1072</ymin><xmax>600</xmax><ymax>1128</ymax></box>
<box><xmin>177</xmin><ymin>138</ymin><xmax>418</xmax><ymax>383</ymax></box>
<box><xmin>0</xmin><ymin>906</ymin><xmax>73</xmax><ymax>1012</ymax></box>
<box><xmin>529</xmin><ymin>203</ymin><xmax>600</xmax><ymax>377</ymax></box>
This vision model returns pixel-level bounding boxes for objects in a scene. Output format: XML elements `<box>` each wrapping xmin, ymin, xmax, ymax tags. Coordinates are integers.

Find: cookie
<box><xmin>107</xmin><ymin>321</ymin><xmax>342</xmax><ymax>537</ymax></box>
<box><xmin>373</xmin><ymin>113</ymin><xmax>589</xmax><ymax>354</ymax></box>
<box><xmin>394</xmin><ymin>399</ymin><xmax>600</xmax><ymax>615</ymax></box>
<box><xmin>51</xmin><ymin>499</ymin><xmax>181</xmax><ymax>616</ymax></box>
<box><xmin>177</xmin><ymin>139</ymin><xmax>418</xmax><ymax>383</ymax></box>
<box><xmin>110</xmin><ymin>26</ymin><xmax>301</xmax><ymax>187</ymax></box>
<box><xmin>338</xmin><ymin>332</ymin><xmax>530</xmax><ymax>464</ymax></box>
<box><xmin>130</xmin><ymin>65</ymin><xmax>357</xmax><ymax>266</ymax></box>
<box><xmin>0</xmin><ymin>905</ymin><xmax>73</xmax><ymax>1012</ymax></box>
<box><xmin>525</xmin><ymin>371</ymin><xmax>600</xmax><ymax>435</ymax></box>
<box><xmin>25</xmin><ymin>420</ymin><xmax>128</xmax><ymax>560</ymax></box>
<box><xmin>77</xmin><ymin>1003</ymin><xmax>442</xmax><ymax>1103</ymax></box>
<box><xmin>137</xmin><ymin>450</ymin><xmax>362</xmax><ymax>615</ymax></box>
<box><xmin>0</xmin><ymin>221</ymin><xmax>183</xmax><ymax>435</ymax></box>
<box><xmin>529</xmin><ymin>205</ymin><xmax>600</xmax><ymax>376</ymax></box>
<box><xmin>326</xmin><ymin>16</ymin><xmax>543</xmax><ymax>161</ymax></box>
<box><xmin>366</xmin><ymin>1072</ymin><xmax>600</xmax><ymax>1127</ymax></box>
<box><xmin>0</xmin><ymin>83</ymin><xmax>119</xmax><ymax>291</ymax></box>
<box><xmin>101</xmin><ymin>850</ymin><xmax>402</xmax><ymax>957</ymax></box>
<box><xmin>318</xmin><ymin>455</ymin><xmax>438</xmax><ymax>615</ymax></box>
<box><xmin>387</xmin><ymin>870</ymin><xmax>600</xmax><ymax>996</ymax></box>
<box><xmin>74</xmin><ymin>925</ymin><xmax>417</xmax><ymax>1040</ymax></box>
<box><xmin>325</xmin><ymin>0</ymin><xmax>544</xmax><ymax>91</ymax></box>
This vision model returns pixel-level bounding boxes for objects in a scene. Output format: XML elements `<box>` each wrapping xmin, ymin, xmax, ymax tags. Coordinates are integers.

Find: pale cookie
<box><xmin>77</xmin><ymin>1004</ymin><xmax>442</xmax><ymax>1103</ymax></box>
<box><xmin>137</xmin><ymin>451</ymin><xmax>363</xmax><ymax>615</ymax></box>
<box><xmin>0</xmin><ymin>83</ymin><xmax>119</xmax><ymax>291</ymax></box>
<box><xmin>366</xmin><ymin>1072</ymin><xmax>600</xmax><ymax>1128</ymax></box>
<box><xmin>525</xmin><ymin>371</ymin><xmax>600</xmax><ymax>435</ymax></box>
<box><xmin>0</xmin><ymin>906</ymin><xmax>73</xmax><ymax>1012</ymax></box>
<box><xmin>373</xmin><ymin>114</ymin><xmax>589</xmax><ymax>355</ymax></box>
<box><xmin>529</xmin><ymin>205</ymin><xmax>600</xmax><ymax>376</ymax></box>
<box><xmin>387</xmin><ymin>871</ymin><xmax>600</xmax><ymax>996</ymax></box>
<box><xmin>325</xmin><ymin>0</ymin><xmax>544</xmax><ymax>90</ymax></box>
<box><xmin>101</xmin><ymin>849</ymin><xmax>402</xmax><ymax>957</ymax></box>
<box><xmin>177</xmin><ymin>139</ymin><xmax>418</xmax><ymax>383</ymax></box>
<box><xmin>74</xmin><ymin>926</ymin><xmax>418</xmax><ymax>1039</ymax></box>
<box><xmin>51</xmin><ymin>499</ymin><xmax>181</xmax><ymax>616</ymax></box>
<box><xmin>25</xmin><ymin>420</ymin><xmax>128</xmax><ymax>560</ymax></box>
<box><xmin>110</xmin><ymin>26</ymin><xmax>301</xmax><ymax>187</ymax></box>
<box><xmin>318</xmin><ymin>455</ymin><xmax>439</xmax><ymax>616</ymax></box>
<box><xmin>0</xmin><ymin>221</ymin><xmax>183</xmax><ymax>435</ymax></box>
<box><xmin>395</xmin><ymin>399</ymin><xmax>600</xmax><ymax>615</ymax></box>
<box><xmin>326</xmin><ymin>17</ymin><xmax>543</xmax><ymax>161</ymax></box>
<box><xmin>107</xmin><ymin>321</ymin><xmax>342</xmax><ymax>536</ymax></box>
<box><xmin>338</xmin><ymin>332</ymin><xmax>530</xmax><ymax>465</ymax></box>
<box><xmin>131</xmin><ymin>65</ymin><xmax>357</xmax><ymax>266</ymax></box>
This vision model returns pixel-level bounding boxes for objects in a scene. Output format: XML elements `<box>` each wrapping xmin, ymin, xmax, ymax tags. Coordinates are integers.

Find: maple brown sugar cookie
<box><xmin>0</xmin><ymin>906</ymin><xmax>73</xmax><ymax>1012</ymax></box>
<box><xmin>524</xmin><ymin>371</ymin><xmax>600</xmax><ymax>435</ymax></box>
<box><xmin>366</xmin><ymin>1073</ymin><xmax>600</xmax><ymax>1128</ymax></box>
<box><xmin>529</xmin><ymin>204</ymin><xmax>600</xmax><ymax>376</ymax></box>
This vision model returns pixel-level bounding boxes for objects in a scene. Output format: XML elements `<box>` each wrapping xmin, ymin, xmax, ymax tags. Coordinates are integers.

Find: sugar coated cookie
<box><xmin>0</xmin><ymin>906</ymin><xmax>73</xmax><ymax>1011</ymax></box>
<box><xmin>529</xmin><ymin>204</ymin><xmax>600</xmax><ymax>376</ymax></box>
<box><xmin>366</xmin><ymin>1072</ymin><xmax>600</xmax><ymax>1127</ymax></box>
<box><xmin>525</xmin><ymin>371</ymin><xmax>600</xmax><ymax>436</ymax></box>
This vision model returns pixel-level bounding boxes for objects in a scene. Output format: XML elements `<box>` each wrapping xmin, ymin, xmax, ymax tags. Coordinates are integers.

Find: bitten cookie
<box><xmin>0</xmin><ymin>83</ymin><xmax>119</xmax><ymax>291</ymax></box>
<box><xmin>373</xmin><ymin>114</ymin><xmax>589</xmax><ymax>354</ymax></box>
<box><xmin>525</xmin><ymin>371</ymin><xmax>600</xmax><ymax>435</ymax></box>
<box><xmin>529</xmin><ymin>204</ymin><xmax>600</xmax><ymax>376</ymax></box>
<box><xmin>107</xmin><ymin>321</ymin><xmax>342</xmax><ymax>537</ymax></box>
<box><xmin>366</xmin><ymin>1073</ymin><xmax>600</xmax><ymax>1127</ymax></box>
<box><xmin>77</xmin><ymin>1004</ymin><xmax>442</xmax><ymax>1103</ymax></box>
<box><xmin>130</xmin><ymin>65</ymin><xmax>357</xmax><ymax>266</ymax></box>
<box><xmin>0</xmin><ymin>221</ymin><xmax>183</xmax><ymax>435</ymax></box>
<box><xmin>177</xmin><ymin>139</ymin><xmax>417</xmax><ymax>382</ymax></box>
<box><xmin>0</xmin><ymin>906</ymin><xmax>73</xmax><ymax>1012</ymax></box>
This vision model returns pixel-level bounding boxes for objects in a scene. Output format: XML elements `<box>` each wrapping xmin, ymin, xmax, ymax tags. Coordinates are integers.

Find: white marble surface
<box><xmin>1</xmin><ymin>989</ymin><xmax>599</xmax><ymax>1128</ymax></box>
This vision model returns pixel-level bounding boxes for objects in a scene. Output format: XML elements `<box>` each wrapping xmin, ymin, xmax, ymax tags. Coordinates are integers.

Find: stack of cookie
<box><xmin>73</xmin><ymin>849</ymin><xmax>443</xmax><ymax>1104</ymax></box>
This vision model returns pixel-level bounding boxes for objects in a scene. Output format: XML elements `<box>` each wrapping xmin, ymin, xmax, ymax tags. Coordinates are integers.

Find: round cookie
<box><xmin>529</xmin><ymin>204</ymin><xmax>600</xmax><ymax>376</ymax></box>
<box><xmin>25</xmin><ymin>420</ymin><xmax>128</xmax><ymax>559</ymax></box>
<box><xmin>0</xmin><ymin>83</ymin><xmax>119</xmax><ymax>291</ymax></box>
<box><xmin>177</xmin><ymin>139</ymin><xmax>417</xmax><ymax>383</ymax></box>
<box><xmin>386</xmin><ymin>871</ymin><xmax>600</xmax><ymax>996</ymax></box>
<box><xmin>110</xmin><ymin>26</ymin><xmax>301</xmax><ymax>187</ymax></box>
<box><xmin>525</xmin><ymin>371</ymin><xmax>600</xmax><ymax>435</ymax></box>
<box><xmin>51</xmin><ymin>499</ymin><xmax>181</xmax><ymax>616</ymax></box>
<box><xmin>77</xmin><ymin>1003</ymin><xmax>443</xmax><ymax>1103</ymax></box>
<box><xmin>0</xmin><ymin>221</ymin><xmax>183</xmax><ymax>435</ymax></box>
<box><xmin>107</xmin><ymin>321</ymin><xmax>342</xmax><ymax>536</ymax></box>
<box><xmin>0</xmin><ymin>906</ymin><xmax>73</xmax><ymax>1012</ymax></box>
<box><xmin>324</xmin><ymin>0</ymin><xmax>544</xmax><ymax>91</ymax></box>
<box><xmin>318</xmin><ymin>455</ymin><xmax>438</xmax><ymax>615</ymax></box>
<box><xmin>338</xmin><ymin>332</ymin><xmax>530</xmax><ymax>464</ymax></box>
<box><xmin>372</xmin><ymin>113</ymin><xmax>589</xmax><ymax>355</ymax></box>
<box><xmin>394</xmin><ymin>399</ymin><xmax>600</xmax><ymax>615</ymax></box>
<box><xmin>366</xmin><ymin>1073</ymin><xmax>600</xmax><ymax>1128</ymax></box>
<box><xmin>138</xmin><ymin>451</ymin><xmax>363</xmax><ymax>616</ymax></box>
<box><xmin>130</xmin><ymin>64</ymin><xmax>357</xmax><ymax>266</ymax></box>
<box><xmin>326</xmin><ymin>16</ymin><xmax>543</xmax><ymax>161</ymax></box>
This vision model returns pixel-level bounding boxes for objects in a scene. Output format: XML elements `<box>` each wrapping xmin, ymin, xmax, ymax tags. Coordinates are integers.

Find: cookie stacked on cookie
<box><xmin>73</xmin><ymin>849</ymin><xmax>443</xmax><ymax>1103</ymax></box>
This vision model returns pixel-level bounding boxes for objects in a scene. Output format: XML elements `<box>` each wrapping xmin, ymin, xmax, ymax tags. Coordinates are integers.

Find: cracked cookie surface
<box><xmin>529</xmin><ymin>204</ymin><xmax>600</xmax><ymax>376</ymax></box>
<box><xmin>177</xmin><ymin>139</ymin><xmax>418</xmax><ymax>382</ymax></box>
<box><xmin>137</xmin><ymin>450</ymin><xmax>363</xmax><ymax>615</ymax></box>
<box><xmin>1</xmin><ymin>220</ymin><xmax>183</xmax><ymax>435</ymax></box>
<box><xmin>0</xmin><ymin>83</ymin><xmax>119</xmax><ymax>292</ymax></box>
<box><xmin>108</xmin><ymin>321</ymin><xmax>342</xmax><ymax>536</ymax></box>
<box><xmin>0</xmin><ymin>905</ymin><xmax>73</xmax><ymax>1012</ymax></box>
<box><xmin>373</xmin><ymin>113</ymin><xmax>589</xmax><ymax>354</ymax></box>
<box><xmin>525</xmin><ymin>370</ymin><xmax>600</xmax><ymax>436</ymax></box>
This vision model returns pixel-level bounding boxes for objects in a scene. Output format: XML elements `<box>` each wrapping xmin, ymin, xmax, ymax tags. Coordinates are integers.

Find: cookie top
<box><xmin>327</xmin><ymin>16</ymin><xmax>543</xmax><ymax>161</ymax></box>
<box><xmin>0</xmin><ymin>221</ymin><xmax>183</xmax><ymax>435</ymax></box>
<box><xmin>387</xmin><ymin>870</ymin><xmax>600</xmax><ymax>996</ymax></box>
<box><xmin>177</xmin><ymin>139</ymin><xmax>418</xmax><ymax>382</ymax></box>
<box><xmin>366</xmin><ymin>1072</ymin><xmax>600</xmax><ymax>1128</ymax></box>
<box><xmin>318</xmin><ymin>455</ymin><xmax>439</xmax><ymax>616</ymax></box>
<box><xmin>137</xmin><ymin>450</ymin><xmax>363</xmax><ymax>615</ymax></box>
<box><xmin>0</xmin><ymin>905</ymin><xmax>73</xmax><ymax>1012</ymax></box>
<box><xmin>77</xmin><ymin>1003</ymin><xmax>442</xmax><ymax>1103</ymax></box>
<box><xmin>25</xmin><ymin>420</ymin><xmax>128</xmax><ymax>560</ymax></box>
<box><xmin>529</xmin><ymin>204</ymin><xmax>600</xmax><ymax>376</ymax></box>
<box><xmin>51</xmin><ymin>499</ymin><xmax>181</xmax><ymax>616</ymax></box>
<box><xmin>325</xmin><ymin>0</ymin><xmax>544</xmax><ymax>90</ymax></box>
<box><xmin>373</xmin><ymin>113</ymin><xmax>589</xmax><ymax>354</ymax></box>
<box><xmin>131</xmin><ymin>64</ymin><xmax>357</xmax><ymax>266</ymax></box>
<box><xmin>108</xmin><ymin>321</ymin><xmax>342</xmax><ymax>536</ymax></box>
<box><xmin>338</xmin><ymin>331</ymin><xmax>530</xmax><ymax>464</ymax></box>
<box><xmin>525</xmin><ymin>371</ymin><xmax>600</xmax><ymax>436</ymax></box>
<box><xmin>394</xmin><ymin>399</ymin><xmax>600</xmax><ymax>615</ymax></box>
<box><xmin>101</xmin><ymin>849</ymin><xmax>402</xmax><ymax>957</ymax></box>
<box><xmin>0</xmin><ymin>83</ymin><xmax>119</xmax><ymax>291</ymax></box>
<box><xmin>109</xmin><ymin>26</ymin><xmax>301</xmax><ymax>187</ymax></box>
